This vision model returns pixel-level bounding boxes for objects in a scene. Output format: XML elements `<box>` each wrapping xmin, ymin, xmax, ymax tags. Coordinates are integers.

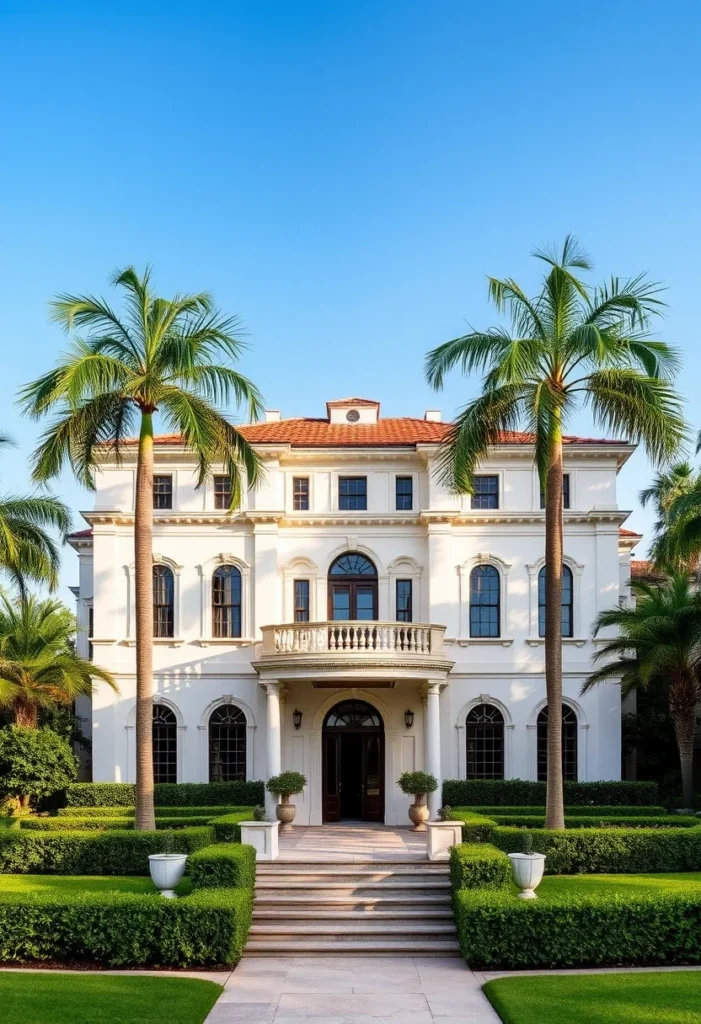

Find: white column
<box><xmin>425</xmin><ymin>681</ymin><xmax>442</xmax><ymax>820</ymax></box>
<box><xmin>265</xmin><ymin>681</ymin><xmax>282</xmax><ymax>821</ymax></box>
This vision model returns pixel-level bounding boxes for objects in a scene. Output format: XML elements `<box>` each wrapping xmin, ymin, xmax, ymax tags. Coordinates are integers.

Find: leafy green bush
<box><xmin>56</xmin><ymin>805</ymin><xmax>253</xmax><ymax>818</ymax></box>
<box><xmin>210</xmin><ymin>811</ymin><xmax>253</xmax><ymax>843</ymax></box>
<box><xmin>454</xmin><ymin>887</ymin><xmax>701</xmax><ymax>969</ymax></box>
<box><xmin>469</xmin><ymin>805</ymin><xmax>668</xmax><ymax>817</ymax></box>
<box><xmin>0</xmin><ymin>727</ymin><xmax>77</xmax><ymax>805</ymax></box>
<box><xmin>483</xmin><ymin>814</ymin><xmax>700</xmax><ymax>830</ymax></box>
<box><xmin>20</xmin><ymin>815</ymin><xmax>217</xmax><ymax>831</ymax></box>
<box><xmin>450</xmin><ymin>843</ymin><xmax>511</xmax><ymax>892</ymax></box>
<box><xmin>64</xmin><ymin>781</ymin><xmax>265</xmax><ymax>807</ymax></box>
<box><xmin>442</xmin><ymin>779</ymin><xmax>659</xmax><ymax>807</ymax></box>
<box><xmin>459</xmin><ymin>812</ymin><xmax>499</xmax><ymax>843</ymax></box>
<box><xmin>487</xmin><ymin>825</ymin><xmax>701</xmax><ymax>874</ymax></box>
<box><xmin>0</xmin><ymin>826</ymin><xmax>215</xmax><ymax>874</ymax></box>
<box><xmin>189</xmin><ymin>843</ymin><xmax>256</xmax><ymax>891</ymax></box>
<box><xmin>0</xmin><ymin>885</ymin><xmax>253</xmax><ymax>966</ymax></box>
<box><xmin>265</xmin><ymin>772</ymin><xmax>307</xmax><ymax>797</ymax></box>
<box><xmin>397</xmin><ymin>771</ymin><xmax>438</xmax><ymax>795</ymax></box>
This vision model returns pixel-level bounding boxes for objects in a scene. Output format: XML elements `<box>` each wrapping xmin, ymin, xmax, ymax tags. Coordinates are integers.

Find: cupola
<box><xmin>325</xmin><ymin>397</ymin><xmax>380</xmax><ymax>425</ymax></box>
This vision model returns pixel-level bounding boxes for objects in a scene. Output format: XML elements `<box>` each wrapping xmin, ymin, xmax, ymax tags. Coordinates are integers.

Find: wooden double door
<box><xmin>322</xmin><ymin>700</ymin><xmax>384</xmax><ymax>822</ymax></box>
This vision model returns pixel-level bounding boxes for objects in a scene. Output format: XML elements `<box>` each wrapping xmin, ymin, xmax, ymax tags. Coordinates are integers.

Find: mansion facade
<box><xmin>70</xmin><ymin>397</ymin><xmax>640</xmax><ymax>824</ymax></box>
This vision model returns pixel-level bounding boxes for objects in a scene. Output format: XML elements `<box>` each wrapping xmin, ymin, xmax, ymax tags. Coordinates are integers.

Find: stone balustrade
<box><xmin>259</xmin><ymin>620</ymin><xmax>447</xmax><ymax>660</ymax></box>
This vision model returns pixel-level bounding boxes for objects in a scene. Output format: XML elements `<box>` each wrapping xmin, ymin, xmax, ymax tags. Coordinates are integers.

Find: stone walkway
<box><xmin>277</xmin><ymin>823</ymin><xmax>428</xmax><ymax>862</ymax></box>
<box><xmin>204</xmin><ymin>955</ymin><xmax>498</xmax><ymax>1023</ymax></box>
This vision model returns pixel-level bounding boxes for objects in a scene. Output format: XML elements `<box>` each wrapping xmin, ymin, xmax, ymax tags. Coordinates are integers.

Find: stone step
<box><xmin>256</xmin><ymin>879</ymin><xmax>450</xmax><ymax>890</ymax></box>
<box><xmin>255</xmin><ymin>871</ymin><xmax>448</xmax><ymax>884</ymax></box>
<box><xmin>257</xmin><ymin>861</ymin><xmax>445</xmax><ymax>872</ymax></box>
<box><xmin>245</xmin><ymin>939</ymin><xmax>461</xmax><ymax>957</ymax></box>
<box><xmin>252</xmin><ymin>908</ymin><xmax>454</xmax><ymax>919</ymax></box>
<box><xmin>250</xmin><ymin>922</ymin><xmax>457</xmax><ymax>936</ymax></box>
<box><xmin>254</xmin><ymin>894</ymin><xmax>452</xmax><ymax>906</ymax></box>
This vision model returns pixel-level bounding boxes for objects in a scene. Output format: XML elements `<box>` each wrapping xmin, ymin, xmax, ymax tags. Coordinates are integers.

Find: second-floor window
<box><xmin>153</xmin><ymin>564</ymin><xmax>174</xmax><ymax>637</ymax></box>
<box><xmin>294</xmin><ymin>579</ymin><xmax>310</xmax><ymax>622</ymax></box>
<box><xmin>396</xmin><ymin>580</ymin><xmax>413</xmax><ymax>622</ymax></box>
<box><xmin>214</xmin><ymin>475</ymin><xmax>231</xmax><ymax>509</ymax></box>
<box><xmin>213</xmin><ymin>565</ymin><xmax>242</xmax><ymax>638</ymax></box>
<box><xmin>88</xmin><ymin>605</ymin><xmax>94</xmax><ymax>661</ymax></box>
<box><xmin>540</xmin><ymin>473</ymin><xmax>571</xmax><ymax>509</ymax></box>
<box><xmin>470</xmin><ymin>564</ymin><xmax>500</xmax><ymax>637</ymax></box>
<box><xmin>339</xmin><ymin>476</ymin><xmax>367</xmax><ymax>511</ymax></box>
<box><xmin>153</xmin><ymin>475</ymin><xmax>173</xmax><ymax>510</ymax></box>
<box><xmin>538</xmin><ymin>564</ymin><xmax>574</xmax><ymax>638</ymax></box>
<box><xmin>471</xmin><ymin>475</ymin><xmax>499</xmax><ymax>510</ymax></box>
<box><xmin>293</xmin><ymin>477</ymin><xmax>309</xmax><ymax>511</ymax></box>
<box><xmin>395</xmin><ymin>476</ymin><xmax>413</xmax><ymax>510</ymax></box>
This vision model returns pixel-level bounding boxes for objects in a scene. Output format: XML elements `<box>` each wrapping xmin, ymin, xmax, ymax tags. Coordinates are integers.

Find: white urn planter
<box><xmin>240</xmin><ymin>821</ymin><xmax>279</xmax><ymax>861</ymax></box>
<box><xmin>148</xmin><ymin>853</ymin><xmax>188</xmax><ymax>898</ymax></box>
<box><xmin>508</xmin><ymin>853</ymin><xmax>546</xmax><ymax>899</ymax></box>
<box><xmin>427</xmin><ymin>821</ymin><xmax>463</xmax><ymax>861</ymax></box>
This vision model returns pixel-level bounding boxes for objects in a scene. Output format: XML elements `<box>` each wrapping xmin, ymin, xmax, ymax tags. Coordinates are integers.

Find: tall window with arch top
<box><xmin>152</xmin><ymin>704</ymin><xmax>177</xmax><ymax>783</ymax></box>
<box><xmin>209</xmin><ymin>704</ymin><xmax>246</xmax><ymax>782</ymax></box>
<box><xmin>213</xmin><ymin>564</ymin><xmax>242</xmax><ymax>638</ymax></box>
<box><xmin>153</xmin><ymin>564</ymin><xmax>174</xmax><ymax>638</ymax></box>
<box><xmin>466</xmin><ymin>704</ymin><xmax>504</xmax><ymax>779</ymax></box>
<box><xmin>537</xmin><ymin>703</ymin><xmax>578</xmax><ymax>781</ymax></box>
<box><xmin>469</xmin><ymin>565</ymin><xmax>500</xmax><ymax>637</ymax></box>
<box><xmin>538</xmin><ymin>564</ymin><xmax>573</xmax><ymax>637</ymax></box>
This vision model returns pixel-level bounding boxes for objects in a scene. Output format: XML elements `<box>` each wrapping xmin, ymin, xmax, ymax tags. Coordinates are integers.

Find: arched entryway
<box><xmin>328</xmin><ymin>553</ymin><xmax>378</xmax><ymax>620</ymax></box>
<box><xmin>322</xmin><ymin>699</ymin><xmax>384</xmax><ymax>822</ymax></box>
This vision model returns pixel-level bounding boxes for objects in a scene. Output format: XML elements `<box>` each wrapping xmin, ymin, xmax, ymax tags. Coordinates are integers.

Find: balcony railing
<box><xmin>259</xmin><ymin>620</ymin><xmax>447</xmax><ymax>659</ymax></box>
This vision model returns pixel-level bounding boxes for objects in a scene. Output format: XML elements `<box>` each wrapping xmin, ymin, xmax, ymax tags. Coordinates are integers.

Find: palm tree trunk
<box><xmin>671</xmin><ymin>704</ymin><xmax>696</xmax><ymax>808</ymax></box>
<box><xmin>14</xmin><ymin>700</ymin><xmax>38</xmax><ymax>728</ymax></box>
<box><xmin>134</xmin><ymin>411</ymin><xmax>156</xmax><ymax>831</ymax></box>
<box><xmin>544</xmin><ymin>423</ymin><xmax>565</xmax><ymax>829</ymax></box>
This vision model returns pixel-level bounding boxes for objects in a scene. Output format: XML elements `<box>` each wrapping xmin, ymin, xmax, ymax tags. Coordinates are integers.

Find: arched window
<box><xmin>538</xmin><ymin>565</ymin><xmax>574</xmax><ymax>638</ymax></box>
<box><xmin>212</xmin><ymin>565</ymin><xmax>242</xmax><ymax>638</ymax></box>
<box><xmin>328</xmin><ymin>552</ymin><xmax>378</xmax><ymax>620</ymax></box>
<box><xmin>537</xmin><ymin>703</ymin><xmax>578</xmax><ymax>782</ymax></box>
<box><xmin>470</xmin><ymin>565</ymin><xmax>500</xmax><ymax>637</ymax></box>
<box><xmin>152</xmin><ymin>705</ymin><xmax>177</xmax><ymax>784</ymax></box>
<box><xmin>209</xmin><ymin>704</ymin><xmax>246</xmax><ymax>782</ymax></box>
<box><xmin>466</xmin><ymin>704</ymin><xmax>505</xmax><ymax>779</ymax></box>
<box><xmin>324</xmin><ymin>699</ymin><xmax>383</xmax><ymax>729</ymax></box>
<box><xmin>153</xmin><ymin>565</ymin><xmax>174</xmax><ymax>638</ymax></box>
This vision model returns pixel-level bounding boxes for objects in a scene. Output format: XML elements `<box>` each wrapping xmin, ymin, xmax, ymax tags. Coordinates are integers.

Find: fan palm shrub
<box><xmin>19</xmin><ymin>267</ymin><xmax>263</xmax><ymax>828</ymax></box>
<box><xmin>426</xmin><ymin>236</ymin><xmax>685</xmax><ymax>827</ymax></box>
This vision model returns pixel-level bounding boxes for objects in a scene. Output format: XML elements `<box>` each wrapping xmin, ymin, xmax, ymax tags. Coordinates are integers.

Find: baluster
<box><xmin>422</xmin><ymin>628</ymin><xmax>429</xmax><ymax>652</ymax></box>
<box><xmin>410</xmin><ymin>628</ymin><xmax>417</xmax><ymax>652</ymax></box>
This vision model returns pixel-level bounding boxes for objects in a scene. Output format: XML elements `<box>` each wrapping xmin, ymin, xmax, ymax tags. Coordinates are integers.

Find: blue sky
<box><xmin>0</xmin><ymin>0</ymin><xmax>699</xmax><ymax>598</ymax></box>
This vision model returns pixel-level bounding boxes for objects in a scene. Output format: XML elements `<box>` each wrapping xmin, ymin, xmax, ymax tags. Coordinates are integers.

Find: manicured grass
<box><xmin>535</xmin><ymin>872</ymin><xmax>701</xmax><ymax>900</ymax></box>
<box><xmin>484</xmin><ymin>970</ymin><xmax>701</xmax><ymax>1024</ymax></box>
<box><xmin>0</xmin><ymin>874</ymin><xmax>192</xmax><ymax>896</ymax></box>
<box><xmin>0</xmin><ymin>971</ymin><xmax>221</xmax><ymax>1024</ymax></box>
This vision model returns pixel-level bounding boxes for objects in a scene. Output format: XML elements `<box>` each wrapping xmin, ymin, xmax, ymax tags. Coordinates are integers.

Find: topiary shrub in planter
<box><xmin>397</xmin><ymin>771</ymin><xmax>438</xmax><ymax>831</ymax></box>
<box><xmin>0</xmin><ymin>726</ymin><xmax>77</xmax><ymax>809</ymax></box>
<box><xmin>266</xmin><ymin>772</ymin><xmax>307</xmax><ymax>832</ymax></box>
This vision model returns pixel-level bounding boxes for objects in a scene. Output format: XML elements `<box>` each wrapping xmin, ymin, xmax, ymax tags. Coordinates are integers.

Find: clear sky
<box><xmin>0</xmin><ymin>0</ymin><xmax>699</xmax><ymax>599</ymax></box>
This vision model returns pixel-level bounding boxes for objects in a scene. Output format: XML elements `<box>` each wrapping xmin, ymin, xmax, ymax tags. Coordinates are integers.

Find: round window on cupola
<box><xmin>346</xmin><ymin>409</ymin><xmax>360</xmax><ymax>422</ymax></box>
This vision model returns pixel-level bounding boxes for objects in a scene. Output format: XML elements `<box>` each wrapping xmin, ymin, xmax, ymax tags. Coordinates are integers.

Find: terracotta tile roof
<box><xmin>326</xmin><ymin>397</ymin><xmax>380</xmax><ymax>407</ymax></box>
<box><xmin>68</xmin><ymin>528</ymin><xmax>93</xmax><ymax>539</ymax></box>
<box><xmin>630</xmin><ymin>560</ymin><xmax>652</xmax><ymax>576</ymax></box>
<box><xmin>619</xmin><ymin>528</ymin><xmax>643</xmax><ymax>538</ymax></box>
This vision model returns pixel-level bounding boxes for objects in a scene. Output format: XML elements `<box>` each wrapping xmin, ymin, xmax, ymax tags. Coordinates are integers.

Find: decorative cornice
<box><xmin>252</xmin><ymin>654</ymin><xmax>454</xmax><ymax>674</ymax></box>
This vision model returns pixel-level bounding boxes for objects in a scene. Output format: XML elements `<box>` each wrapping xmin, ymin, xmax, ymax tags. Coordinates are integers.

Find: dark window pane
<box><xmin>294</xmin><ymin>579</ymin><xmax>310</xmax><ymax>622</ymax></box>
<box><xmin>466</xmin><ymin>704</ymin><xmax>504</xmax><ymax>779</ymax></box>
<box><xmin>471</xmin><ymin>476</ymin><xmax>499</xmax><ymax>510</ymax></box>
<box><xmin>355</xmin><ymin>587</ymin><xmax>375</xmax><ymax>620</ymax></box>
<box><xmin>395</xmin><ymin>476</ymin><xmax>413</xmax><ymax>511</ymax></box>
<box><xmin>213</xmin><ymin>565</ymin><xmax>242</xmax><ymax>638</ymax></box>
<box><xmin>538</xmin><ymin>565</ymin><xmax>574</xmax><ymax>638</ymax></box>
<box><xmin>331</xmin><ymin>587</ymin><xmax>351</xmax><ymax>620</ymax></box>
<box><xmin>153</xmin><ymin>475</ymin><xmax>173</xmax><ymax>510</ymax></box>
<box><xmin>470</xmin><ymin>565</ymin><xmax>500</xmax><ymax>637</ymax></box>
<box><xmin>153</xmin><ymin>565</ymin><xmax>174</xmax><ymax>637</ymax></box>
<box><xmin>339</xmin><ymin>476</ymin><xmax>367</xmax><ymax>510</ymax></box>
<box><xmin>214</xmin><ymin>475</ymin><xmax>231</xmax><ymax>510</ymax></box>
<box><xmin>88</xmin><ymin>606</ymin><xmax>94</xmax><ymax>662</ymax></box>
<box><xmin>329</xmin><ymin>554</ymin><xmax>377</xmax><ymax>576</ymax></box>
<box><xmin>209</xmin><ymin>704</ymin><xmax>246</xmax><ymax>782</ymax></box>
<box><xmin>540</xmin><ymin>473</ymin><xmax>570</xmax><ymax>509</ymax></box>
<box><xmin>537</xmin><ymin>704</ymin><xmax>578</xmax><ymax>782</ymax></box>
<box><xmin>153</xmin><ymin>705</ymin><xmax>177</xmax><ymax>784</ymax></box>
<box><xmin>293</xmin><ymin>477</ymin><xmax>309</xmax><ymax>511</ymax></box>
<box><xmin>324</xmin><ymin>700</ymin><xmax>382</xmax><ymax>729</ymax></box>
<box><xmin>396</xmin><ymin>580</ymin><xmax>412</xmax><ymax>622</ymax></box>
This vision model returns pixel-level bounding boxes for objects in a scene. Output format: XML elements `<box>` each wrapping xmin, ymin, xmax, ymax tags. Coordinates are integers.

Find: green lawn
<box><xmin>0</xmin><ymin>972</ymin><xmax>221</xmax><ymax>1024</ymax></box>
<box><xmin>534</xmin><ymin>872</ymin><xmax>701</xmax><ymax>900</ymax></box>
<box><xmin>0</xmin><ymin>874</ymin><xmax>192</xmax><ymax>896</ymax></box>
<box><xmin>484</xmin><ymin>971</ymin><xmax>701</xmax><ymax>1024</ymax></box>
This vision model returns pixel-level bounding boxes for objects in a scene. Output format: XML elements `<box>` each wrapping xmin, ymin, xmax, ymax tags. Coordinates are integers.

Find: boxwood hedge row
<box><xmin>20</xmin><ymin>816</ymin><xmax>218</xmax><ymax>832</ymax></box>
<box><xmin>442</xmin><ymin>779</ymin><xmax>658</xmax><ymax>807</ymax></box>
<box><xmin>64</xmin><ymin>781</ymin><xmax>265</xmax><ymax>807</ymax></box>
<box><xmin>483</xmin><ymin>814</ymin><xmax>699</xmax><ymax>830</ymax></box>
<box><xmin>467</xmin><ymin>805</ymin><xmax>668</xmax><ymax>817</ymax></box>
<box><xmin>449</xmin><ymin>843</ymin><xmax>511</xmax><ymax>892</ymax></box>
<box><xmin>56</xmin><ymin>805</ymin><xmax>251</xmax><ymax>818</ymax></box>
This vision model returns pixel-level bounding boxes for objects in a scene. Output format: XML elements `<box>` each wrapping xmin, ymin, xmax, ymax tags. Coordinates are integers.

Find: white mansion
<box><xmin>70</xmin><ymin>397</ymin><xmax>641</xmax><ymax>824</ymax></box>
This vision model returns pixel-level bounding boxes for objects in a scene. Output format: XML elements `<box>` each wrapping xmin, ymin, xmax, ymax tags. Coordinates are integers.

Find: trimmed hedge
<box><xmin>56</xmin><ymin>805</ymin><xmax>253</xmax><ymax>818</ymax></box>
<box><xmin>487</xmin><ymin>825</ymin><xmax>701</xmax><ymax>874</ymax></box>
<box><xmin>454</xmin><ymin>887</ymin><xmax>701</xmax><ymax>969</ymax></box>
<box><xmin>469</xmin><ymin>805</ymin><xmax>667</xmax><ymax>817</ymax></box>
<box><xmin>449</xmin><ymin>843</ymin><xmax>511</xmax><ymax>892</ymax></box>
<box><xmin>442</xmin><ymin>779</ymin><xmax>658</xmax><ymax>807</ymax></box>
<box><xmin>189</xmin><ymin>843</ymin><xmax>257</xmax><ymax>891</ymax></box>
<box><xmin>459</xmin><ymin>812</ymin><xmax>499</xmax><ymax>843</ymax></box>
<box><xmin>0</xmin><ymin>826</ymin><xmax>215</xmax><ymax>874</ymax></box>
<box><xmin>488</xmin><ymin>814</ymin><xmax>700</xmax><ymax>830</ymax></box>
<box><xmin>65</xmin><ymin>782</ymin><xmax>264</xmax><ymax>808</ymax></box>
<box><xmin>20</xmin><ymin>815</ymin><xmax>217</xmax><ymax>831</ymax></box>
<box><xmin>0</xmin><ymin>885</ymin><xmax>253</xmax><ymax>966</ymax></box>
<box><xmin>210</xmin><ymin>812</ymin><xmax>253</xmax><ymax>844</ymax></box>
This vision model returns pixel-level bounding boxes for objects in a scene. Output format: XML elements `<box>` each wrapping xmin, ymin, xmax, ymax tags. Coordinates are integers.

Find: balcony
<box><xmin>254</xmin><ymin>620</ymin><xmax>453</xmax><ymax>684</ymax></box>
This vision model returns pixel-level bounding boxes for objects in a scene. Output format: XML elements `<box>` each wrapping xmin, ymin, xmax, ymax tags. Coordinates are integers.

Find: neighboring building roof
<box><xmin>619</xmin><ymin>528</ymin><xmax>643</xmax><ymax>539</ymax></box>
<box><xmin>68</xmin><ymin>528</ymin><xmax>93</xmax><ymax>539</ymax></box>
<box><xmin>630</xmin><ymin>560</ymin><xmax>654</xmax><ymax>578</ymax></box>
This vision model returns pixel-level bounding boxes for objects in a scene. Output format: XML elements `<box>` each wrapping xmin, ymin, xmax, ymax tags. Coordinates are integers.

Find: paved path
<box><xmin>277</xmin><ymin>823</ymin><xmax>428</xmax><ymax>862</ymax></box>
<box><xmin>204</xmin><ymin>955</ymin><xmax>499</xmax><ymax>1023</ymax></box>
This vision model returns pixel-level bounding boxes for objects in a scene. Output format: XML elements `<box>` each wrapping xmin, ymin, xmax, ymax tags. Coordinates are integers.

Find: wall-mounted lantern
<box><xmin>293</xmin><ymin>708</ymin><xmax>303</xmax><ymax>730</ymax></box>
<box><xmin>404</xmin><ymin>708</ymin><xmax>415</xmax><ymax>729</ymax></box>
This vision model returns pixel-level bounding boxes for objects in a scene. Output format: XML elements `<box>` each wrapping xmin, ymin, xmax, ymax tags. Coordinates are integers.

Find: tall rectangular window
<box><xmin>396</xmin><ymin>580</ymin><xmax>413</xmax><ymax>622</ymax></box>
<box><xmin>294</xmin><ymin>579</ymin><xmax>310</xmax><ymax>622</ymax></box>
<box><xmin>339</xmin><ymin>476</ymin><xmax>367</xmax><ymax>510</ymax></box>
<box><xmin>214</xmin><ymin>475</ymin><xmax>231</xmax><ymax>509</ymax></box>
<box><xmin>395</xmin><ymin>476</ymin><xmax>413</xmax><ymax>511</ymax></box>
<box><xmin>471</xmin><ymin>475</ymin><xmax>499</xmax><ymax>510</ymax></box>
<box><xmin>540</xmin><ymin>473</ymin><xmax>570</xmax><ymax>509</ymax></box>
<box><xmin>293</xmin><ymin>477</ymin><xmax>309</xmax><ymax>511</ymax></box>
<box><xmin>88</xmin><ymin>605</ymin><xmax>94</xmax><ymax>662</ymax></box>
<box><xmin>153</xmin><ymin>475</ymin><xmax>173</xmax><ymax>510</ymax></box>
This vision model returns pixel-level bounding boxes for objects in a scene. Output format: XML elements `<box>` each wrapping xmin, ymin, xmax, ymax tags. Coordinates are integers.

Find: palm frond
<box><xmin>425</xmin><ymin>330</ymin><xmax>516</xmax><ymax>390</ymax></box>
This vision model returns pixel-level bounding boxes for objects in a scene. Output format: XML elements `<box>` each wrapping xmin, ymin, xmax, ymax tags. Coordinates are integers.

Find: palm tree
<box><xmin>19</xmin><ymin>267</ymin><xmax>263</xmax><ymax>829</ymax></box>
<box><xmin>583</xmin><ymin>574</ymin><xmax>701</xmax><ymax>806</ymax></box>
<box><xmin>640</xmin><ymin>462</ymin><xmax>700</xmax><ymax>567</ymax></box>
<box><xmin>425</xmin><ymin>236</ymin><xmax>685</xmax><ymax>828</ymax></box>
<box><xmin>0</xmin><ymin>436</ymin><xmax>71</xmax><ymax>594</ymax></box>
<box><xmin>0</xmin><ymin>595</ymin><xmax>117</xmax><ymax>728</ymax></box>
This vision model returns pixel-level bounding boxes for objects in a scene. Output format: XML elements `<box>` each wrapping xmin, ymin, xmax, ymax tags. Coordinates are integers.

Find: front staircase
<box><xmin>245</xmin><ymin>826</ymin><xmax>460</xmax><ymax>957</ymax></box>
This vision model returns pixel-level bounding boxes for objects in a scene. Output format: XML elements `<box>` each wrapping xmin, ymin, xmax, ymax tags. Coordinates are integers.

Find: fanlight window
<box><xmin>329</xmin><ymin>554</ymin><xmax>377</xmax><ymax>577</ymax></box>
<box><xmin>152</xmin><ymin>704</ymin><xmax>177</xmax><ymax>784</ymax></box>
<box><xmin>324</xmin><ymin>700</ymin><xmax>382</xmax><ymax>729</ymax></box>
<box><xmin>538</xmin><ymin>564</ymin><xmax>574</xmax><ymax>638</ymax></box>
<box><xmin>209</xmin><ymin>704</ymin><xmax>246</xmax><ymax>782</ymax></box>
<box><xmin>212</xmin><ymin>565</ymin><xmax>242</xmax><ymax>638</ymax></box>
<box><xmin>537</xmin><ymin>703</ymin><xmax>578</xmax><ymax>782</ymax></box>
<box><xmin>466</xmin><ymin>704</ymin><xmax>504</xmax><ymax>780</ymax></box>
<box><xmin>153</xmin><ymin>565</ymin><xmax>174</xmax><ymax>638</ymax></box>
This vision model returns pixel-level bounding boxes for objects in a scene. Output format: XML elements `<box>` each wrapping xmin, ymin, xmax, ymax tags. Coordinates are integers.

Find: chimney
<box><xmin>265</xmin><ymin>409</ymin><xmax>281</xmax><ymax>422</ymax></box>
<box><xmin>424</xmin><ymin>409</ymin><xmax>441</xmax><ymax>422</ymax></box>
